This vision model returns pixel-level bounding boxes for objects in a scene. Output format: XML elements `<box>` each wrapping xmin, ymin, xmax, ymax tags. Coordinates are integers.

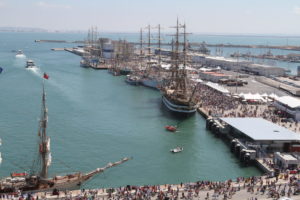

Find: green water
<box><xmin>0</xmin><ymin>32</ymin><xmax>261</xmax><ymax>189</ymax></box>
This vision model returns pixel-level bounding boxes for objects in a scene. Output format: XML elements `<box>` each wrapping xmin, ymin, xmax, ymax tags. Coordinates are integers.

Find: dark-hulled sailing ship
<box><xmin>160</xmin><ymin>20</ymin><xmax>198</xmax><ymax>115</ymax></box>
<box><xmin>0</xmin><ymin>82</ymin><xmax>130</xmax><ymax>194</ymax></box>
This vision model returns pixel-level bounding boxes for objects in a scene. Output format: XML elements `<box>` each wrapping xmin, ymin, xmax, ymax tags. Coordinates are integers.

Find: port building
<box><xmin>189</xmin><ymin>53</ymin><xmax>286</xmax><ymax>77</ymax></box>
<box><xmin>273</xmin><ymin>96</ymin><xmax>300</xmax><ymax>121</ymax></box>
<box><xmin>219</xmin><ymin>118</ymin><xmax>300</xmax><ymax>153</ymax></box>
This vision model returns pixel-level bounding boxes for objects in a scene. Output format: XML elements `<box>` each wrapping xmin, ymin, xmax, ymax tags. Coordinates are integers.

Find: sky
<box><xmin>0</xmin><ymin>0</ymin><xmax>300</xmax><ymax>35</ymax></box>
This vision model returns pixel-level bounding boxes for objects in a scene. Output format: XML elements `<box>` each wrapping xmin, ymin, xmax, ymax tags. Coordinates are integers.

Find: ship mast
<box><xmin>38</xmin><ymin>82</ymin><xmax>51</xmax><ymax>179</ymax></box>
<box><xmin>140</xmin><ymin>28</ymin><xmax>143</xmax><ymax>58</ymax></box>
<box><xmin>174</xmin><ymin>18</ymin><xmax>180</xmax><ymax>90</ymax></box>
<box><xmin>147</xmin><ymin>24</ymin><xmax>151</xmax><ymax>63</ymax></box>
<box><xmin>169</xmin><ymin>19</ymin><xmax>189</xmax><ymax>95</ymax></box>
<box><xmin>158</xmin><ymin>24</ymin><xmax>161</xmax><ymax>66</ymax></box>
<box><xmin>182</xmin><ymin>22</ymin><xmax>187</xmax><ymax>96</ymax></box>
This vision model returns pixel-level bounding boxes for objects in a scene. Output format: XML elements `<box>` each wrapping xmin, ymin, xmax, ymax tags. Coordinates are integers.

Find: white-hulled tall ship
<box><xmin>0</xmin><ymin>81</ymin><xmax>131</xmax><ymax>194</ymax></box>
<box><xmin>160</xmin><ymin>20</ymin><xmax>198</xmax><ymax>115</ymax></box>
<box><xmin>141</xmin><ymin>24</ymin><xmax>163</xmax><ymax>90</ymax></box>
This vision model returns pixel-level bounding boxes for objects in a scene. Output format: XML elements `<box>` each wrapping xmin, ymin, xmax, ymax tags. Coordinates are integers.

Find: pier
<box><xmin>35</xmin><ymin>39</ymin><xmax>84</xmax><ymax>43</ymax></box>
<box><xmin>231</xmin><ymin>52</ymin><xmax>300</xmax><ymax>63</ymax></box>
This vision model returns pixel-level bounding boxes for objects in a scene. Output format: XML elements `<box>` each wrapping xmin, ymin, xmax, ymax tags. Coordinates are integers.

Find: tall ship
<box><xmin>0</xmin><ymin>81</ymin><xmax>130</xmax><ymax>194</ymax></box>
<box><xmin>140</xmin><ymin>25</ymin><xmax>162</xmax><ymax>90</ymax></box>
<box><xmin>160</xmin><ymin>20</ymin><xmax>198</xmax><ymax>115</ymax></box>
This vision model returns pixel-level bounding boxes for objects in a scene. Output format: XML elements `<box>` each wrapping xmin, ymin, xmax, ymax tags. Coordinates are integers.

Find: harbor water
<box><xmin>1</xmin><ymin>32</ymin><xmax>299</xmax><ymax>189</ymax></box>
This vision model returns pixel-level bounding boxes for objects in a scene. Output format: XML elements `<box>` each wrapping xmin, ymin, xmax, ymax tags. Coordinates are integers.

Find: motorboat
<box><xmin>25</xmin><ymin>60</ymin><xmax>36</xmax><ymax>68</ymax></box>
<box><xmin>16</xmin><ymin>50</ymin><xmax>25</xmax><ymax>58</ymax></box>
<box><xmin>170</xmin><ymin>147</ymin><xmax>183</xmax><ymax>153</ymax></box>
<box><xmin>80</xmin><ymin>58</ymin><xmax>91</xmax><ymax>68</ymax></box>
<box><xmin>125</xmin><ymin>75</ymin><xmax>141</xmax><ymax>86</ymax></box>
<box><xmin>165</xmin><ymin>125</ymin><xmax>177</xmax><ymax>132</ymax></box>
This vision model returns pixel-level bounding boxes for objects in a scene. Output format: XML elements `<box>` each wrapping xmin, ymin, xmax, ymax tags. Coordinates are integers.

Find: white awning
<box><xmin>206</xmin><ymin>82</ymin><xmax>230</xmax><ymax>94</ymax></box>
<box><xmin>275</xmin><ymin>96</ymin><xmax>300</xmax><ymax>109</ymax></box>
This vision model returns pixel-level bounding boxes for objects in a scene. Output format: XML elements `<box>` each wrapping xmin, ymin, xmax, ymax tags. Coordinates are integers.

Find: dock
<box><xmin>199</xmin><ymin>106</ymin><xmax>278</xmax><ymax>174</ymax></box>
<box><xmin>35</xmin><ymin>39</ymin><xmax>84</xmax><ymax>43</ymax></box>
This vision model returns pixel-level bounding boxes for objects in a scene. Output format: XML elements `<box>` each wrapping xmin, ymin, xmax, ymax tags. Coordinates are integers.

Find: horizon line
<box><xmin>1</xmin><ymin>28</ymin><xmax>300</xmax><ymax>38</ymax></box>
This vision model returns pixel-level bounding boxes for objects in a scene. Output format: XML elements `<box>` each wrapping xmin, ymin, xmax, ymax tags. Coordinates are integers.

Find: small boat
<box><xmin>25</xmin><ymin>60</ymin><xmax>36</xmax><ymax>68</ymax></box>
<box><xmin>16</xmin><ymin>50</ymin><xmax>25</xmax><ymax>58</ymax></box>
<box><xmin>125</xmin><ymin>75</ymin><xmax>140</xmax><ymax>85</ymax></box>
<box><xmin>80</xmin><ymin>59</ymin><xmax>90</xmax><ymax>68</ymax></box>
<box><xmin>165</xmin><ymin>125</ymin><xmax>177</xmax><ymax>132</ymax></box>
<box><xmin>170</xmin><ymin>147</ymin><xmax>183</xmax><ymax>153</ymax></box>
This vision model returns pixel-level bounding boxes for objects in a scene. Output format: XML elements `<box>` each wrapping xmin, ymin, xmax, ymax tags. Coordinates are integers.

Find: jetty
<box><xmin>35</xmin><ymin>39</ymin><xmax>84</xmax><ymax>43</ymax></box>
<box><xmin>231</xmin><ymin>51</ymin><xmax>300</xmax><ymax>63</ymax></box>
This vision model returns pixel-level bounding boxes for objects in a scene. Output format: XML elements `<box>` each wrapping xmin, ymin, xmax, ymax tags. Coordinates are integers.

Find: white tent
<box><xmin>241</xmin><ymin>93</ymin><xmax>264</xmax><ymax>102</ymax></box>
<box><xmin>269</xmin><ymin>93</ymin><xmax>279</xmax><ymax>99</ymax></box>
<box><xmin>206</xmin><ymin>82</ymin><xmax>230</xmax><ymax>94</ymax></box>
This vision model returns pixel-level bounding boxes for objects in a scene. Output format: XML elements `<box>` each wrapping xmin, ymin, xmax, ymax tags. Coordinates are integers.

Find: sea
<box><xmin>0</xmin><ymin>32</ymin><xmax>300</xmax><ymax>189</ymax></box>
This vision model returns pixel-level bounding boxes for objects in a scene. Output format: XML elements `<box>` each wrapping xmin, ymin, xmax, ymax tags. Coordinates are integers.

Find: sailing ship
<box><xmin>160</xmin><ymin>20</ymin><xmax>198</xmax><ymax>115</ymax></box>
<box><xmin>140</xmin><ymin>25</ymin><xmax>162</xmax><ymax>90</ymax></box>
<box><xmin>0</xmin><ymin>82</ymin><xmax>130</xmax><ymax>194</ymax></box>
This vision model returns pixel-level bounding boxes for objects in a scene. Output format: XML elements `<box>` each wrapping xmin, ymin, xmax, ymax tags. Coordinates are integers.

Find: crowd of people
<box><xmin>1</xmin><ymin>173</ymin><xmax>299</xmax><ymax>200</ymax></box>
<box><xmin>194</xmin><ymin>84</ymin><xmax>239</xmax><ymax>118</ymax></box>
<box><xmin>194</xmin><ymin>83</ymin><xmax>300</xmax><ymax>133</ymax></box>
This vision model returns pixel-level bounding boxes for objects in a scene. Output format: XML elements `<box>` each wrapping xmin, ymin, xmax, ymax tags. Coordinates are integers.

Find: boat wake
<box><xmin>26</xmin><ymin>67</ymin><xmax>42</xmax><ymax>77</ymax></box>
<box><xmin>16</xmin><ymin>55</ymin><xmax>26</xmax><ymax>59</ymax></box>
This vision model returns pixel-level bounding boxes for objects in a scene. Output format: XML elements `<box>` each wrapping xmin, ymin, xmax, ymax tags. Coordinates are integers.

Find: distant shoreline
<box><xmin>1</xmin><ymin>29</ymin><xmax>300</xmax><ymax>38</ymax></box>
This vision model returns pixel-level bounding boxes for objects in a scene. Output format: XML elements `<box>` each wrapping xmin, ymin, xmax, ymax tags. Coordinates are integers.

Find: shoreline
<box><xmin>2</xmin><ymin>174</ymin><xmax>298</xmax><ymax>200</ymax></box>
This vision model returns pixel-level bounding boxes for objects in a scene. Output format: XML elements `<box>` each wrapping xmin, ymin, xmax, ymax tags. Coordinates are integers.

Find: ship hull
<box><xmin>141</xmin><ymin>79</ymin><xmax>160</xmax><ymax>90</ymax></box>
<box><xmin>25</xmin><ymin>179</ymin><xmax>82</xmax><ymax>193</ymax></box>
<box><xmin>125</xmin><ymin>79</ymin><xmax>140</xmax><ymax>86</ymax></box>
<box><xmin>120</xmin><ymin>69</ymin><xmax>131</xmax><ymax>75</ymax></box>
<box><xmin>162</xmin><ymin>95</ymin><xmax>196</xmax><ymax>115</ymax></box>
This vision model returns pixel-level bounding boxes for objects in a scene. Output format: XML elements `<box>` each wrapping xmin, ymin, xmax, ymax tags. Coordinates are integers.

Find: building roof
<box><xmin>276</xmin><ymin>153</ymin><xmax>297</xmax><ymax>161</ymax></box>
<box><xmin>275</xmin><ymin>96</ymin><xmax>300</xmax><ymax>109</ymax></box>
<box><xmin>220</xmin><ymin>118</ymin><xmax>300</xmax><ymax>141</ymax></box>
<box><xmin>206</xmin><ymin>82</ymin><xmax>230</xmax><ymax>94</ymax></box>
